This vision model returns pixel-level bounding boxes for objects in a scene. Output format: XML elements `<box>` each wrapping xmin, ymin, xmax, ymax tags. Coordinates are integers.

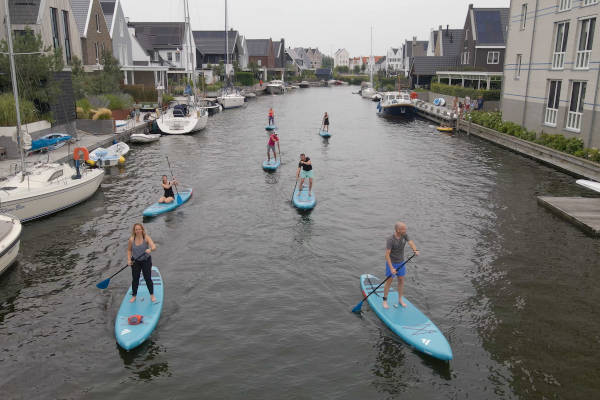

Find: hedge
<box><xmin>335</xmin><ymin>75</ymin><xmax>369</xmax><ymax>85</ymax></box>
<box><xmin>235</xmin><ymin>71</ymin><xmax>256</xmax><ymax>86</ymax></box>
<box><xmin>431</xmin><ymin>82</ymin><xmax>500</xmax><ymax>101</ymax></box>
<box><xmin>469</xmin><ymin>111</ymin><xmax>600</xmax><ymax>163</ymax></box>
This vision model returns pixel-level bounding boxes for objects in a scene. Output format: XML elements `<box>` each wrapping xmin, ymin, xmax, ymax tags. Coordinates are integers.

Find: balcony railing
<box><xmin>566</xmin><ymin>111</ymin><xmax>582</xmax><ymax>132</ymax></box>
<box><xmin>575</xmin><ymin>50</ymin><xmax>591</xmax><ymax>69</ymax></box>
<box><xmin>545</xmin><ymin>108</ymin><xmax>558</xmax><ymax>127</ymax></box>
<box><xmin>552</xmin><ymin>52</ymin><xmax>565</xmax><ymax>69</ymax></box>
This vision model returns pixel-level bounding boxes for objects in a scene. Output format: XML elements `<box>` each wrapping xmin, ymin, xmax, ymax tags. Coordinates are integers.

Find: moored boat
<box><xmin>377</xmin><ymin>91</ymin><xmax>415</xmax><ymax>117</ymax></box>
<box><xmin>217</xmin><ymin>91</ymin><xmax>245</xmax><ymax>109</ymax></box>
<box><xmin>130</xmin><ymin>133</ymin><xmax>161</xmax><ymax>143</ymax></box>
<box><xmin>157</xmin><ymin>103</ymin><xmax>208</xmax><ymax>134</ymax></box>
<box><xmin>0</xmin><ymin>214</ymin><xmax>21</xmax><ymax>276</ymax></box>
<box><xmin>266</xmin><ymin>80</ymin><xmax>285</xmax><ymax>94</ymax></box>
<box><xmin>299</xmin><ymin>81</ymin><xmax>310</xmax><ymax>88</ymax></box>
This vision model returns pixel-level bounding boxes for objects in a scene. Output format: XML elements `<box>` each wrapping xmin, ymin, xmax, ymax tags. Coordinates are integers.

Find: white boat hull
<box><xmin>267</xmin><ymin>85</ymin><xmax>284</xmax><ymax>95</ymax></box>
<box><xmin>361</xmin><ymin>88</ymin><xmax>376</xmax><ymax>98</ymax></box>
<box><xmin>0</xmin><ymin>165</ymin><xmax>104</xmax><ymax>222</ymax></box>
<box><xmin>130</xmin><ymin>133</ymin><xmax>161</xmax><ymax>143</ymax></box>
<box><xmin>218</xmin><ymin>95</ymin><xmax>245</xmax><ymax>109</ymax></box>
<box><xmin>157</xmin><ymin>112</ymin><xmax>208</xmax><ymax>135</ymax></box>
<box><xmin>0</xmin><ymin>214</ymin><xmax>21</xmax><ymax>276</ymax></box>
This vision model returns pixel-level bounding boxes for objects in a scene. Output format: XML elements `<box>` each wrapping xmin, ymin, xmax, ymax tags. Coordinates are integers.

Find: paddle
<box><xmin>96</xmin><ymin>254</ymin><xmax>146</xmax><ymax>289</ymax></box>
<box><xmin>291</xmin><ymin>177</ymin><xmax>299</xmax><ymax>203</ymax></box>
<box><xmin>165</xmin><ymin>156</ymin><xmax>182</xmax><ymax>204</ymax></box>
<box><xmin>351</xmin><ymin>253</ymin><xmax>416</xmax><ymax>313</ymax></box>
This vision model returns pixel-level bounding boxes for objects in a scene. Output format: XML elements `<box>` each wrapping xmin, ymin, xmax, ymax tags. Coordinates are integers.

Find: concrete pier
<box><xmin>537</xmin><ymin>197</ymin><xmax>600</xmax><ymax>236</ymax></box>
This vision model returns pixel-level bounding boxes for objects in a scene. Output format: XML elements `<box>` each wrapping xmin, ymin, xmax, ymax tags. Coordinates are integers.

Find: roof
<box><xmin>71</xmin><ymin>0</ymin><xmax>92</xmax><ymax>37</ymax></box>
<box><xmin>131</xmin><ymin>22</ymin><xmax>186</xmax><ymax>51</ymax></box>
<box><xmin>405</xmin><ymin>40</ymin><xmax>428</xmax><ymax>58</ymax></box>
<box><xmin>193</xmin><ymin>30</ymin><xmax>238</xmax><ymax>55</ymax></box>
<box><xmin>247</xmin><ymin>39</ymin><xmax>270</xmax><ymax>56</ymax></box>
<box><xmin>315</xmin><ymin>68</ymin><xmax>332</xmax><ymax>77</ymax></box>
<box><xmin>100</xmin><ymin>1</ymin><xmax>115</xmax><ymax>33</ymax></box>
<box><xmin>376</xmin><ymin>56</ymin><xmax>386</xmax><ymax>65</ymax></box>
<box><xmin>410</xmin><ymin>56</ymin><xmax>458</xmax><ymax>76</ymax></box>
<box><xmin>7</xmin><ymin>0</ymin><xmax>41</xmax><ymax>25</ymax></box>
<box><xmin>472</xmin><ymin>8</ymin><xmax>510</xmax><ymax>46</ymax></box>
<box><xmin>440</xmin><ymin>29</ymin><xmax>464</xmax><ymax>57</ymax></box>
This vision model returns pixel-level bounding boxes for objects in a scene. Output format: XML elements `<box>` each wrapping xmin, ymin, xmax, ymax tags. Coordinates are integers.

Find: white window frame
<box><xmin>96</xmin><ymin>14</ymin><xmax>101</xmax><ymax>33</ymax></box>
<box><xmin>575</xmin><ymin>18</ymin><xmax>595</xmax><ymax>70</ymax></box>
<box><xmin>520</xmin><ymin>4</ymin><xmax>528</xmax><ymax>30</ymax></box>
<box><xmin>515</xmin><ymin>54</ymin><xmax>522</xmax><ymax>79</ymax></box>
<box><xmin>545</xmin><ymin>80</ymin><xmax>561</xmax><ymax>127</ymax></box>
<box><xmin>94</xmin><ymin>42</ymin><xmax>99</xmax><ymax>64</ymax></box>
<box><xmin>176</xmin><ymin>52</ymin><xmax>181</xmax><ymax>63</ymax></box>
<box><xmin>558</xmin><ymin>0</ymin><xmax>572</xmax><ymax>12</ymax></box>
<box><xmin>566</xmin><ymin>81</ymin><xmax>586</xmax><ymax>132</ymax></box>
<box><xmin>257</xmin><ymin>59</ymin><xmax>262</xmax><ymax>66</ymax></box>
<box><xmin>583</xmin><ymin>0</ymin><xmax>599</xmax><ymax>6</ymax></box>
<box><xmin>487</xmin><ymin>51</ymin><xmax>500</xmax><ymax>64</ymax></box>
<box><xmin>552</xmin><ymin>21</ymin><xmax>569</xmax><ymax>69</ymax></box>
<box><xmin>167</xmin><ymin>52</ymin><xmax>172</xmax><ymax>61</ymax></box>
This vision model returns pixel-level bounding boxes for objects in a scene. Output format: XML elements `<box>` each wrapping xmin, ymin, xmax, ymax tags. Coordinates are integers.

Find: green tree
<box><xmin>321</xmin><ymin>55</ymin><xmax>333</xmax><ymax>68</ymax></box>
<box><xmin>248</xmin><ymin>61</ymin><xmax>259</xmax><ymax>77</ymax></box>
<box><xmin>0</xmin><ymin>29</ymin><xmax>64</xmax><ymax>111</ymax></box>
<box><xmin>213</xmin><ymin>61</ymin><xmax>225</xmax><ymax>80</ymax></box>
<box><xmin>88</xmin><ymin>50</ymin><xmax>122</xmax><ymax>94</ymax></box>
<box><xmin>361</xmin><ymin>63</ymin><xmax>366</xmax><ymax>73</ymax></box>
<box><xmin>353</xmin><ymin>65</ymin><xmax>360</xmax><ymax>74</ymax></box>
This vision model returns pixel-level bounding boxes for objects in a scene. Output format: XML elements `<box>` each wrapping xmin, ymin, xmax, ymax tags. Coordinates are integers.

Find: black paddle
<box><xmin>291</xmin><ymin>177</ymin><xmax>299</xmax><ymax>203</ymax></box>
<box><xmin>351</xmin><ymin>254</ymin><xmax>416</xmax><ymax>313</ymax></box>
<box><xmin>165</xmin><ymin>156</ymin><xmax>182</xmax><ymax>204</ymax></box>
<box><xmin>96</xmin><ymin>254</ymin><xmax>146</xmax><ymax>289</ymax></box>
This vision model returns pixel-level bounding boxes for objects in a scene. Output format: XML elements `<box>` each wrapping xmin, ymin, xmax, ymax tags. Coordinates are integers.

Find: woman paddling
<box><xmin>322</xmin><ymin>112</ymin><xmax>330</xmax><ymax>132</ymax></box>
<box><xmin>159</xmin><ymin>175</ymin><xmax>177</xmax><ymax>203</ymax></box>
<box><xmin>127</xmin><ymin>223</ymin><xmax>157</xmax><ymax>303</ymax></box>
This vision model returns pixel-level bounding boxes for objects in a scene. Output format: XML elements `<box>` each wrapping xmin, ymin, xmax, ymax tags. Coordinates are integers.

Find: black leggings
<box><xmin>131</xmin><ymin>257</ymin><xmax>153</xmax><ymax>296</ymax></box>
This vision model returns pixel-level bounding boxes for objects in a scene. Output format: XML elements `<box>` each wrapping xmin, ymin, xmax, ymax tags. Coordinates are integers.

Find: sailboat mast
<box><xmin>225</xmin><ymin>0</ymin><xmax>229</xmax><ymax>81</ymax></box>
<box><xmin>4</xmin><ymin>0</ymin><xmax>26</xmax><ymax>173</ymax></box>
<box><xmin>184</xmin><ymin>0</ymin><xmax>196</xmax><ymax>94</ymax></box>
<box><xmin>370</xmin><ymin>26</ymin><xmax>374</xmax><ymax>86</ymax></box>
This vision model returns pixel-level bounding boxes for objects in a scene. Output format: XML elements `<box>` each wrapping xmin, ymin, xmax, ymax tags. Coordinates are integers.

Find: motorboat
<box><xmin>0</xmin><ymin>161</ymin><xmax>104</xmax><ymax>222</ymax></box>
<box><xmin>372</xmin><ymin>93</ymin><xmax>382</xmax><ymax>102</ymax></box>
<box><xmin>87</xmin><ymin>142</ymin><xmax>129</xmax><ymax>167</ymax></box>
<box><xmin>361</xmin><ymin>84</ymin><xmax>376</xmax><ymax>99</ymax></box>
<box><xmin>130</xmin><ymin>133</ymin><xmax>161</xmax><ymax>144</ymax></box>
<box><xmin>266</xmin><ymin>80</ymin><xmax>285</xmax><ymax>95</ymax></box>
<box><xmin>157</xmin><ymin>103</ymin><xmax>208</xmax><ymax>134</ymax></box>
<box><xmin>299</xmin><ymin>81</ymin><xmax>310</xmax><ymax>88</ymax></box>
<box><xmin>217</xmin><ymin>90</ymin><xmax>245</xmax><ymax>109</ymax></box>
<box><xmin>0</xmin><ymin>214</ymin><xmax>21</xmax><ymax>276</ymax></box>
<box><xmin>377</xmin><ymin>91</ymin><xmax>415</xmax><ymax>117</ymax></box>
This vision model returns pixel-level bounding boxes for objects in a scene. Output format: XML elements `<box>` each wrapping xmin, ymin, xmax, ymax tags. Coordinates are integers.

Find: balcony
<box><xmin>545</xmin><ymin>108</ymin><xmax>558</xmax><ymax>127</ymax></box>
<box><xmin>552</xmin><ymin>52</ymin><xmax>565</xmax><ymax>69</ymax></box>
<box><xmin>575</xmin><ymin>50</ymin><xmax>591</xmax><ymax>69</ymax></box>
<box><xmin>566</xmin><ymin>111</ymin><xmax>582</xmax><ymax>132</ymax></box>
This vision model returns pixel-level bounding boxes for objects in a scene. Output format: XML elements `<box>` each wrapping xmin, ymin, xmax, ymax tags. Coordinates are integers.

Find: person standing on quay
<box><xmin>322</xmin><ymin>112</ymin><xmax>330</xmax><ymax>132</ymax></box>
<box><xmin>127</xmin><ymin>223</ymin><xmax>157</xmax><ymax>303</ymax></box>
<box><xmin>268</xmin><ymin>108</ymin><xmax>275</xmax><ymax>126</ymax></box>
<box><xmin>383</xmin><ymin>222</ymin><xmax>419</xmax><ymax>309</ymax></box>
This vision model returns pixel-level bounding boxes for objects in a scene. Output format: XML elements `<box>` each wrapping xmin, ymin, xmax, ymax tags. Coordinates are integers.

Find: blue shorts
<box><xmin>386</xmin><ymin>262</ymin><xmax>406</xmax><ymax>278</ymax></box>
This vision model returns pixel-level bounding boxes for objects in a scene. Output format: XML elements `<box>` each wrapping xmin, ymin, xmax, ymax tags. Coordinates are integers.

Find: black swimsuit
<box><xmin>164</xmin><ymin>184</ymin><xmax>174</xmax><ymax>198</ymax></box>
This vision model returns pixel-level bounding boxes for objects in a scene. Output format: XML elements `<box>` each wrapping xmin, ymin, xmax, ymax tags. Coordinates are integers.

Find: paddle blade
<box><xmin>176</xmin><ymin>194</ymin><xmax>182</xmax><ymax>204</ymax></box>
<box><xmin>96</xmin><ymin>278</ymin><xmax>110</xmax><ymax>289</ymax></box>
<box><xmin>351</xmin><ymin>300</ymin><xmax>364</xmax><ymax>313</ymax></box>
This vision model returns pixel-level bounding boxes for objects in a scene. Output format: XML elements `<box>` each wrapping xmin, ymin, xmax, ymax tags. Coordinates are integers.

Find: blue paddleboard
<box><xmin>360</xmin><ymin>274</ymin><xmax>452</xmax><ymax>361</ymax></box>
<box><xmin>262</xmin><ymin>158</ymin><xmax>280</xmax><ymax>171</ymax></box>
<box><xmin>142</xmin><ymin>188</ymin><xmax>193</xmax><ymax>217</ymax></box>
<box><xmin>292</xmin><ymin>183</ymin><xmax>316</xmax><ymax>210</ymax></box>
<box><xmin>265</xmin><ymin>125</ymin><xmax>277</xmax><ymax>131</ymax></box>
<box><xmin>319</xmin><ymin>130</ymin><xmax>331</xmax><ymax>138</ymax></box>
<box><xmin>115</xmin><ymin>266</ymin><xmax>164</xmax><ymax>350</ymax></box>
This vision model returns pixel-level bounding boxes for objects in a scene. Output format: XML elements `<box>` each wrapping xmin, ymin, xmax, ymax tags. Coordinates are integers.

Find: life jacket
<box><xmin>128</xmin><ymin>315</ymin><xmax>143</xmax><ymax>325</ymax></box>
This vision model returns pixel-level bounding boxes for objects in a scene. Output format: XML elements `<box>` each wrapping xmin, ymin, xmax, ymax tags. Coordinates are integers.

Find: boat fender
<box><xmin>119</xmin><ymin>156</ymin><xmax>125</xmax><ymax>164</ymax></box>
<box><xmin>128</xmin><ymin>315</ymin><xmax>143</xmax><ymax>325</ymax></box>
<box><xmin>73</xmin><ymin>147</ymin><xmax>90</xmax><ymax>161</ymax></box>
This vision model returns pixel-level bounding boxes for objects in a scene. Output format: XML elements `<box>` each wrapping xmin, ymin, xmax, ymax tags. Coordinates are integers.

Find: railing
<box><xmin>552</xmin><ymin>52</ymin><xmax>565</xmax><ymax>69</ymax></box>
<box><xmin>545</xmin><ymin>108</ymin><xmax>558</xmax><ymax>126</ymax></box>
<box><xmin>575</xmin><ymin>50</ymin><xmax>591</xmax><ymax>69</ymax></box>
<box><xmin>558</xmin><ymin>0</ymin><xmax>572</xmax><ymax>11</ymax></box>
<box><xmin>566</xmin><ymin>111</ymin><xmax>582</xmax><ymax>132</ymax></box>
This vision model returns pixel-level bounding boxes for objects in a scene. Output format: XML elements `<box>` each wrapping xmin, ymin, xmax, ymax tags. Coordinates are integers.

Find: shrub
<box><xmin>234</xmin><ymin>71</ymin><xmax>256</xmax><ymax>86</ymax></box>
<box><xmin>0</xmin><ymin>93</ymin><xmax>41</xmax><ymax>126</ymax></box>
<box><xmin>162</xmin><ymin>94</ymin><xmax>174</xmax><ymax>105</ymax></box>
<box><xmin>88</xmin><ymin>95</ymin><xmax>109</xmax><ymax>109</ymax></box>
<box><xmin>431</xmin><ymin>82</ymin><xmax>500</xmax><ymax>101</ymax></box>
<box><xmin>104</xmin><ymin>93</ymin><xmax>133</xmax><ymax>110</ymax></box>
<box><xmin>121</xmin><ymin>85</ymin><xmax>158</xmax><ymax>103</ymax></box>
<box><xmin>92</xmin><ymin>108</ymin><xmax>112</xmax><ymax>120</ymax></box>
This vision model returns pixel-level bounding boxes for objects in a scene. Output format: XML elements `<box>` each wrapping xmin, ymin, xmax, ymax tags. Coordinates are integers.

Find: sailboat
<box><xmin>0</xmin><ymin>0</ymin><xmax>104</xmax><ymax>223</ymax></box>
<box><xmin>157</xmin><ymin>0</ymin><xmax>208</xmax><ymax>134</ymax></box>
<box><xmin>216</xmin><ymin>0</ymin><xmax>245</xmax><ymax>109</ymax></box>
<box><xmin>361</xmin><ymin>27</ymin><xmax>376</xmax><ymax>99</ymax></box>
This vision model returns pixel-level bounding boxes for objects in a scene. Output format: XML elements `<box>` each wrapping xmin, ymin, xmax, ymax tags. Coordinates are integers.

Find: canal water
<box><xmin>1</xmin><ymin>87</ymin><xmax>599</xmax><ymax>399</ymax></box>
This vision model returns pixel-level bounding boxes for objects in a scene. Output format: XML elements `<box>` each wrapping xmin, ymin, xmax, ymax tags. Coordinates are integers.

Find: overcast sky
<box><xmin>121</xmin><ymin>0</ymin><xmax>510</xmax><ymax>56</ymax></box>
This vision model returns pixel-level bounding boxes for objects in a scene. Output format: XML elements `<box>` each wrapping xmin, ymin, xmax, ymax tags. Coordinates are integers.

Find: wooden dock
<box><xmin>537</xmin><ymin>197</ymin><xmax>600</xmax><ymax>236</ymax></box>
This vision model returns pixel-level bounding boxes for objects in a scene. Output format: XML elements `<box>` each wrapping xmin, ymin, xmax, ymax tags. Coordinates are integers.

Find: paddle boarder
<box><xmin>159</xmin><ymin>175</ymin><xmax>177</xmax><ymax>204</ymax></box>
<box><xmin>267</xmin><ymin>131</ymin><xmax>280</xmax><ymax>162</ymax></box>
<box><xmin>268</xmin><ymin>108</ymin><xmax>275</xmax><ymax>126</ymax></box>
<box><xmin>383</xmin><ymin>222</ymin><xmax>419</xmax><ymax>309</ymax></box>
<box><xmin>322</xmin><ymin>112</ymin><xmax>330</xmax><ymax>132</ymax></box>
<box><xmin>296</xmin><ymin>153</ymin><xmax>313</xmax><ymax>197</ymax></box>
<box><xmin>127</xmin><ymin>223</ymin><xmax>157</xmax><ymax>303</ymax></box>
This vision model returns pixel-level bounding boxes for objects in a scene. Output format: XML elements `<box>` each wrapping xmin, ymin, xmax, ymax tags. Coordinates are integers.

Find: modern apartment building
<box><xmin>502</xmin><ymin>0</ymin><xmax>600</xmax><ymax>148</ymax></box>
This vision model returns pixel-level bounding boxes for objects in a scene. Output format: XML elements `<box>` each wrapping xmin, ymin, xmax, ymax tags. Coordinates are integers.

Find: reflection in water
<box><xmin>118</xmin><ymin>340</ymin><xmax>171</xmax><ymax>381</ymax></box>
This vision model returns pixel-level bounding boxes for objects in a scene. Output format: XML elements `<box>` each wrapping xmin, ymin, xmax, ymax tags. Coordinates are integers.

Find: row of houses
<box><xmin>0</xmin><ymin>0</ymin><xmax>290</xmax><ymax>89</ymax></box>
<box><xmin>397</xmin><ymin>0</ymin><xmax>599</xmax><ymax>149</ymax></box>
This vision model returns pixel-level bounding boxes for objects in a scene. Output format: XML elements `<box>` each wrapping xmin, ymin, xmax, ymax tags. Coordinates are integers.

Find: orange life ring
<box><xmin>73</xmin><ymin>147</ymin><xmax>90</xmax><ymax>161</ymax></box>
